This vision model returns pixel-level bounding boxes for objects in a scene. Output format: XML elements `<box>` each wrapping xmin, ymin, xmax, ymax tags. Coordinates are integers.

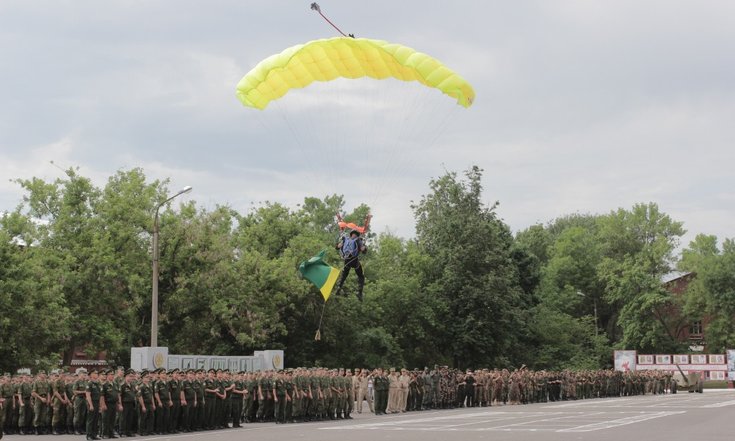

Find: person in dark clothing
<box><xmin>335</xmin><ymin>230</ymin><xmax>367</xmax><ymax>301</ymax></box>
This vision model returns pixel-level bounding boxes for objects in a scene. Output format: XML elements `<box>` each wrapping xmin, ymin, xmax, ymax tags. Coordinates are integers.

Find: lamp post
<box><xmin>577</xmin><ymin>291</ymin><xmax>599</xmax><ymax>336</ymax></box>
<box><xmin>151</xmin><ymin>186</ymin><xmax>192</xmax><ymax>347</ymax></box>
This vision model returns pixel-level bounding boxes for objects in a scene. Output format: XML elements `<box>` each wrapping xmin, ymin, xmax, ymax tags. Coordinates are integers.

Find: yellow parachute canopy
<box><xmin>236</xmin><ymin>37</ymin><xmax>475</xmax><ymax>110</ymax></box>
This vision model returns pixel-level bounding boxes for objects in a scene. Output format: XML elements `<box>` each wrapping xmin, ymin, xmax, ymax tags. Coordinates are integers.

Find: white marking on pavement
<box><xmin>702</xmin><ymin>399</ymin><xmax>735</xmax><ymax>408</ymax></box>
<box><xmin>559</xmin><ymin>411</ymin><xmax>685</xmax><ymax>432</ymax></box>
<box><xmin>322</xmin><ymin>409</ymin><xmax>686</xmax><ymax>433</ymax></box>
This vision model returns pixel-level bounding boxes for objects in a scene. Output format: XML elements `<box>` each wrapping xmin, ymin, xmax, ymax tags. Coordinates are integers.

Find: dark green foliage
<box><xmin>0</xmin><ymin>166</ymin><xmax>702</xmax><ymax>372</ymax></box>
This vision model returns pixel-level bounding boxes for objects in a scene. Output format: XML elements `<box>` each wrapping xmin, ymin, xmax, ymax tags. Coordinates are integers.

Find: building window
<box><xmin>689</xmin><ymin>321</ymin><xmax>703</xmax><ymax>337</ymax></box>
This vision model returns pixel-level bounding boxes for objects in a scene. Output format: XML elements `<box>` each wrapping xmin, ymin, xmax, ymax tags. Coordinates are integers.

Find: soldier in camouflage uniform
<box><xmin>16</xmin><ymin>373</ymin><xmax>33</xmax><ymax>435</ymax></box>
<box><xmin>31</xmin><ymin>370</ymin><xmax>50</xmax><ymax>434</ymax></box>
<box><xmin>0</xmin><ymin>374</ymin><xmax>8</xmax><ymax>437</ymax></box>
<box><xmin>1</xmin><ymin>373</ymin><xmax>15</xmax><ymax>435</ymax></box>
<box><xmin>49</xmin><ymin>370</ymin><xmax>67</xmax><ymax>435</ymax></box>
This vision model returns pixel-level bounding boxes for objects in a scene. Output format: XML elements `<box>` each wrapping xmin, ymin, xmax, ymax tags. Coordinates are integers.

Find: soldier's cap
<box><xmin>141</xmin><ymin>370</ymin><xmax>150</xmax><ymax>377</ymax></box>
<box><xmin>171</xmin><ymin>368</ymin><xmax>180</xmax><ymax>374</ymax></box>
<box><xmin>3</xmin><ymin>373</ymin><xmax>10</xmax><ymax>377</ymax></box>
<box><xmin>208</xmin><ymin>369</ymin><xmax>216</xmax><ymax>373</ymax></box>
<box><xmin>76</xmin><ymin>368</ymin><xmax>88</xmax><ymax>375</ymax></box>
<box><xmin>125</xmin><ymin>369</ymin><xmax>136</xmax><ymax>376</ymax></box>
<box><xmin>37</xmin><ymin>369</ymin><xmax>46</xmax><ymax>375</ymax></box>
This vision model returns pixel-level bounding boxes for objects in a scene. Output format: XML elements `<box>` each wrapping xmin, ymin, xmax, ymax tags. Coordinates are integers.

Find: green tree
<box><xmin>679</xmin><ymin>235</ymin><xmax>735</xmax><ymax>352</ymax></box>
<box><xmin>0</xmin><ymin>213</ymin><xmax>71</xmax><ymax>372</ymax></box>
<box><xmin>412</xmin><ymin>166</ymin><xmax>532</xmax><ymax>368</ymax></box>
<box><xmin>597</xmin><ymin>203</ymin><xmax>685</xmax><ymax>352</ymax></box>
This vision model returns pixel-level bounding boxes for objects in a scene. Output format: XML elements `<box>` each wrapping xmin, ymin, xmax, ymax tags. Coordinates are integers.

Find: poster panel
<box><xmin>614</xmin><ymin>350</ymin><xmax>637</xmax><ymax>371</ymax></box>
<box><xmin>727</xmin><ymin>349</ymin><xmax>735</xmax><ymax>380</ymax></box>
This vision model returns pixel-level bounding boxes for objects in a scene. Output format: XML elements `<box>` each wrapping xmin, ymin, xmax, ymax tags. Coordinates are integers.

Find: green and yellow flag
<box><xmin>298</xmin><ymin>250</ymin><xmax>340</xmax><ymax>301</ymax></box>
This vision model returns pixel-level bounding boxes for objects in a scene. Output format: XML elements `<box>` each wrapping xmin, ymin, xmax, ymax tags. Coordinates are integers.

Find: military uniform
<box><xmin>243</xmin><ymin>374</ymin><xmax>256</xmax><ymax>423</ymax></box>
<box><xmin>194</xmin><ymin>371</ymin><xmax>206</xmax><ymax>430</ymax></box>
<box><xmin>64</xmin><ymin>376</ymin><xmax>75</xmax><ymax>434</ymax></box>
<box><xmin>18</xmin><ymin>376</ymin><xmax>33</xmax><ymax>434</ymax></box>
<box><xmin>32</xmin><ymin>372</ymin><xmax>51</xmax><ymax>434</ymax></box>
<box><xmin>119</xmin><ymin>373</ymin><xmax>137</xmax><ymax>437</ymax></box>
<box><xmin>203</xmin><ymin>372</ymin><xmax>218</xmax><ymax>429</ymax></box>
<box><xmin>50</xmin><ymin>372</ymin><xmax>67</xmax><ymax>435</ymax></box>
<box><xmin>169</xmin><ymin>371</ymin><xmax>183</xmax><ymax>432</ymax></box>
<box><xmin>154</xmin><ymin>373</ymin><xmax>171</xmax><ymax>434</ymax></box>
<box><xmin>1</xmin><ymin>374</ymin><xmax>15</xmax><ymax>435</ymax></box>
<box><xmin>181</xmin><ymin>371</ymin><xmax>197</xmax><ymax>431</ymax></box>
<box><xmin>72</xmin><ymin>373</ymin><xmax>88</xmax><ymax>434</ymax></box>
<box><xmin>101</xmin><ymin>372</ymin><xmax>120</xmax><ymax>439</ymax></box>
<box><xmin>84</xmin><ymin>371</ymin><xmax>102</xmax><ymax>440</ymax></box>
<box><xmin>136</xmin><ymin>373</ymin><xmax>155</xmax><ymax>436</ymax></box>
<box><xmin>229</xmin><ymin>374</ymin><xmax>244</xmax><ymax>428</ymax></box>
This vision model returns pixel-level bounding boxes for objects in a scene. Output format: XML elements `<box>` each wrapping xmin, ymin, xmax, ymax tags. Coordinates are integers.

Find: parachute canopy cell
<box><xmin>236</xmin><ymin>37</ymin><xmax>475</xmax><ymax>110</ymax></box>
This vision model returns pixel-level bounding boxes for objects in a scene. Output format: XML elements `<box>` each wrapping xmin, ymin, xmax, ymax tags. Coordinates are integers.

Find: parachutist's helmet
<box><xmin>350</xmin><ymin>230</ymin><xmax>360</xmax><ymax>237</ymax></box>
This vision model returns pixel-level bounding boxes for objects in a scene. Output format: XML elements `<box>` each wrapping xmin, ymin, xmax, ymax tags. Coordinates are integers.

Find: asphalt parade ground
<box><xmin>7</xmin><ymin>390</ymin><xmax>735</xmax><ymax>441</ymax></box>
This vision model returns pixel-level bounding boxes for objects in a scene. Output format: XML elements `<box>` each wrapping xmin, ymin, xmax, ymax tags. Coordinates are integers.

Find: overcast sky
<box><xmin>1</xmin><ymin>0</ymin><xmax>733</xmax><ymax>248</ymax></box>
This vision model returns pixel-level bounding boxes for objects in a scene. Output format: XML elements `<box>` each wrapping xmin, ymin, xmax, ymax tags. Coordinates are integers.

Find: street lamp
<box><xmin>577</xmin><ymin>291</ymin><xmax>599</xmax><ymax>336</ymax></box>
<box><xmin>151</xmin><ymin>186</ymin><xmax>192</xmax><ymax>347</ymax></box>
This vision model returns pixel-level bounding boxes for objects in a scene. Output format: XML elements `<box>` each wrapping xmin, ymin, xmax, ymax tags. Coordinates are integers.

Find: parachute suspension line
<box><xmin>310</xmin><ymin>3</ymin><xmax>355</xmax><ymax>38</ymax></box>
<box><xmin>269</xmin><ymin>96</ymin><xmax>328</xmax><ymax>195</ymax></box>
<box><xmin>365</xmin><ymin>81</ymin><xmax>455</xmax><ymax>212</ymax></box>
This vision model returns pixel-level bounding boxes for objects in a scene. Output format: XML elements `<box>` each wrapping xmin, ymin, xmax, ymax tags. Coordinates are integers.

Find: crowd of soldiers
<box><xmin>0</xmin><ymin>365</ymin><xmax>676</xmax><ymax>439</ymax></box>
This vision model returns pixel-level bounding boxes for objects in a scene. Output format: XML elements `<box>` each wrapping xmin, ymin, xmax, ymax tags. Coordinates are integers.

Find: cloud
<box><xmin>1</xmin><ymin>0</ymin><xmax>734</xmax><ymax>247</ymax></box>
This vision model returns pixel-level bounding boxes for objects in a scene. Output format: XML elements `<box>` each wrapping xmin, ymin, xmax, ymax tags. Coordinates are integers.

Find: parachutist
<box><xmin>335</xmin><ymin>229</ymin><xmax>367</xmax><ymax>302</ymax></box>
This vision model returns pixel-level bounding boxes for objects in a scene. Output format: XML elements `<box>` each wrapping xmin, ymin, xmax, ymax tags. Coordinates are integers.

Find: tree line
<box><xmin>1</xmin><ymin>165</ymin><xmax>733</xmax><ymax>373</ymax></box>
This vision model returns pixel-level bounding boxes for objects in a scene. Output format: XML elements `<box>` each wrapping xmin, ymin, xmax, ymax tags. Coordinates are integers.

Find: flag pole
<box><xmin>315</xmin><ymin>300</ymin><xmax>327</xmax><ymax>341</ymax></box>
